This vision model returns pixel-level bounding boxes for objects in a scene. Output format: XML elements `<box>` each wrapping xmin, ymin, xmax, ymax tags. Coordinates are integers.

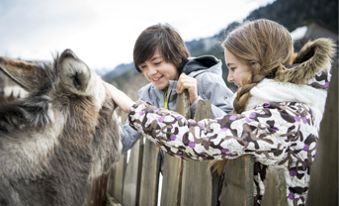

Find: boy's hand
<box><xmin>176</xmin><ymin>73</ymin><xmax>198</xmax><ymax>104</ymax></box>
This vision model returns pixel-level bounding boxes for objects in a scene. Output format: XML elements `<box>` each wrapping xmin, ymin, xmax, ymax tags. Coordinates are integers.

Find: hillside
<box><xmin>245</xmin><ymin>0</ymin><xmax>338</xmax><ymax>33</ymax></box>
<box><xmin>105</xmin><ymin>0</ymin><xmax>338</xmax><ymax>97</ymax></box>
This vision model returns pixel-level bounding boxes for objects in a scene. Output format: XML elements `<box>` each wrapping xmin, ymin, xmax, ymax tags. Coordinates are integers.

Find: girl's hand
<box><xmin>176</xmin><ymin>73</ymin><xmax>198</xmax><ymax>104</ymax></box>
<box><xmin>104</xmin><ymin>82</ymin><xmax>135</xmax><ymax>113</ymax></box>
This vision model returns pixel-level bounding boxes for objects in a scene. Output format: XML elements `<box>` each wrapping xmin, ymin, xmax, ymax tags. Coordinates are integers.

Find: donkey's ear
<box><xmin>57</xmin><ymin>49</ymin><xmax>92</xmax><ymax>95</ymax></box>
<box><xmin>0</xmin><ymin>57</ymin><xmax>49</xmax><ymax>92</ymax></box>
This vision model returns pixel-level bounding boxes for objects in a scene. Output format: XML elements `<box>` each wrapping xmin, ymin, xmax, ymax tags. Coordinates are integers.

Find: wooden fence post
<box><xmin>181</xmin><ymin>100</ymin><xmax>215</xmax><ymax>206</ymax></box>
<box><xmin>139</xmin><ymin>140</ymin><xmax>161</xmax><ymax>205</ymax></box>
<box><xmin>160</xmin><ymin>91</ymin><xmax>190</xmax><ymax>205</ymax></box>
<box><xmin>122</xmin><ymin>139</ymin><xmax>143</xmax><ymax>205</ymax></box>
<box><xmin>219</xmin><ymin>156</ymin><xmax>254</xmax><ymax>206</ymax></box>
<box><xmin>307</xmin><ymin>65</ymin><xmax>338</xmax><ymax>205</ymax></box>
<box><xmin>261</xmin><ymin>167</ymin><xmax>287</xmax><ymax>206</ymax></box>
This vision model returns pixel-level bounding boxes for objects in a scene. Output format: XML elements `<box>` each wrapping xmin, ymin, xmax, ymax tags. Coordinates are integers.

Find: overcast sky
<box><xmin>0</xmin><ymin>0</ymin><xmax>274</xmax><ymax>72</ymax></box>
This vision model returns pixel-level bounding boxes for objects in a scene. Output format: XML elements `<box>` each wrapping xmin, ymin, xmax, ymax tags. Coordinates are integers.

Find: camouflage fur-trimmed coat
<box><xmin>128</xmin><ymin>38</ymin><xmax>335</xmax><ymax>206</ymax></box>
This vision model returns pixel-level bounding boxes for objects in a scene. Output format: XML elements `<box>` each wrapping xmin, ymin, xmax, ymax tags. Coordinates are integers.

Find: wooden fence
<box><xmin>107</xmin><ymin>67</ymin><xmax>338</xmax><ymax>206</ymax></box>
<box><xmin>108</xmin><ymin>93</ymin><xmax>221</xmax><ymax>206</ymax></box>
<box><xmin>107</xmin><ymin>92</ymin><xmax>288</xmax><ymax>206</ymax></box>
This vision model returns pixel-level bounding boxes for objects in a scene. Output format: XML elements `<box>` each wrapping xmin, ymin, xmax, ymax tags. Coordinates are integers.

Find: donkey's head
<box><xmin>0</xmin><ymin>49</ymin><xmax>121</xmax><ymax>206</ymax></box>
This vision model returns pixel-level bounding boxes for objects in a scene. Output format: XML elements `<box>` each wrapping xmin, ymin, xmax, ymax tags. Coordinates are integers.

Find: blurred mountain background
<box><xmin>103</xmin><ymin>0</ymin><xmax>338</xmax><ymax>98</ymax></box>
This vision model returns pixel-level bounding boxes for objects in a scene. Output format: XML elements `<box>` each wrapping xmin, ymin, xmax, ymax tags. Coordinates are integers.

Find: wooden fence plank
<box><xmin>261</xmin><ymin>167</ymin><xmax>287</xmax><ymax>206</ymax></box>
<box><xmin>161</xmin><ymin>155</ymin><xmax>183</xmax><ymax>206</ymax></box>
<box><xmin>181</xmin><ymin>100</ymin><xmax>214</xmax><ymax>206</ymax></box>
<box><xmin>139</xmin><ymin>139</ymin><xmax>161</xmax><ymax>206</ymax></box>
<box><xmin>181</xmin><ymin>161</ymin><xmax>213</xmax><ymax>206</ymax></box>
<box><xmin>122</xmin><ymin>139</ymin><xmax>143</xmax><ymax>206</ymax></box>
<box><xmin>219</xmin><ymin>156</ymin><xmax>254</xmax><ymax>206</ymax></box>
<box><xmin>161</xmin><ymin>92</ymin><xmax>190</xmax><ymax>206</ymax></box>
<box><xmin>308</xmin><ymin>65</ymin><xmax>338</xmax><ymax>205</ymax></box>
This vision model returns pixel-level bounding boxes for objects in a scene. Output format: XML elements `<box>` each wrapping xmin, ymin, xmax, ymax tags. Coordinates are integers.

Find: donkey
<box><xmin>0</xmin><ymin>49</ymin><xmax>121</xmax><ymax>206</ymax></box>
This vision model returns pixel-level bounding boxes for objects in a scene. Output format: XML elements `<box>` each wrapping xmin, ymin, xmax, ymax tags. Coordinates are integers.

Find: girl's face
<box><xmin>139</xmin><ymin>51</ymin><xmax>178</xmax><ymax>90</ymax></box>
<box><xmin>224</xmin><ymin>49</ymin><xmax>251</xmax><ymax>87</ymax></box>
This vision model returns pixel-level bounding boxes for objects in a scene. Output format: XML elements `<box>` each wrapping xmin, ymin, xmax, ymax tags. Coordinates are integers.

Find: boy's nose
<box><xmin>148</xmin><ymin>67</ymin><xmax>157</xmax><ymax>76</ymax></box>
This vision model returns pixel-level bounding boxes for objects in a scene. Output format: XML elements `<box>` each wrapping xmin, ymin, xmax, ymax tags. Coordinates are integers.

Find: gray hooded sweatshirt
<box><xmin>121</xmin><ymin>55</ymin><xmax>234</xmax><ymax>152</ymax></box>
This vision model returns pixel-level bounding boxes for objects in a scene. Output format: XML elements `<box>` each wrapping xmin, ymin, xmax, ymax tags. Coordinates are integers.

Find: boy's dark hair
<box><xmin>133</xmin><ymin>23</ymin><xmax>190</xmax><ymax>73</ymax></box>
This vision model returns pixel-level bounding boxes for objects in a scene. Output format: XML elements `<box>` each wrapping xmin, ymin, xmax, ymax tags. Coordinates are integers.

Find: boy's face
<box><xmin>138</xmin><ymin>51</ymin><xmax>178</xmax><ymax>90</ymax></box>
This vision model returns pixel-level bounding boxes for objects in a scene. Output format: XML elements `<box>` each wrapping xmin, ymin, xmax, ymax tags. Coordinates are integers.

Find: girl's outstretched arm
<box><xmin>128</xmin><ymin>100</ymin><xmax>316</xmax><ymax>163</ymax></box>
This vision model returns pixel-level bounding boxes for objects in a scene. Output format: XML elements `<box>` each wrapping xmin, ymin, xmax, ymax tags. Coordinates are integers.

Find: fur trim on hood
<box><xmin>275</xmin><ymin>38</ymin><xmax>335</xmax><ymax>84</ymax></box>
<box><xmin>245</xmin><ymin>38</ymin><xmax>336</xmax><ymax>131</ymax></box>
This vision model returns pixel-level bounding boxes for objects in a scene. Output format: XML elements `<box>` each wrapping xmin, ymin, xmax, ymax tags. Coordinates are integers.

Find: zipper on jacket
<box><xmin>163</xmin><ymin>87</ymin><xmax>172</xmax><ymax>109</ymax></box>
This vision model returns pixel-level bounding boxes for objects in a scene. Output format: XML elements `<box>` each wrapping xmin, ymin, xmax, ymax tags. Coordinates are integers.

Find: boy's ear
<box><xmin>0</xmin><ymin>57</ymin><xmax>49</xmax><ymax>92</ymax></box>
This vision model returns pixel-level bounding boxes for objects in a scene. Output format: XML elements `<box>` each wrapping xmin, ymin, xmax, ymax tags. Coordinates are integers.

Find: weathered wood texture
<box><xmin>181</xmin><ymin>100</ymin><xmax>215</xmax><ymax>206</ymax></box>
<box><xmin>219</xmin><ymin>156</ymin><xmax>254</xmax><ymax>206</ymax></box>
<box><xmin>161</xmin><ymin>91</ymin><xmax>190</xmax><ymax>206</ymax></box>
<box><xmin>139</xmin><ymin>140</ymin><xmax>160</xmax><ymax>206</ymax></box>
<box><xmin>308</xmin><ymin>65</ymin><xmax>338</xmax><ymax>206</ymax></box>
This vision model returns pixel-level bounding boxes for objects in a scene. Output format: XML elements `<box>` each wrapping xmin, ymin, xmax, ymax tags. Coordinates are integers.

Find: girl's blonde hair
<box><xmin>223</xmin><ymin>19</ymin><xmax>294</xmax><ymax>113</ymax></box>
<box><xmin>211</xmin><ymin>19</ymin><xmax>335</xmax><ymax>175</ymax></box>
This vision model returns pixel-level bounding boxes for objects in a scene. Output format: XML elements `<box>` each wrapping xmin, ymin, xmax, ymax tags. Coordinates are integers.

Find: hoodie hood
<box><xmin>246</xmin><ymin>38</ymin><xmax>335</xmax><ymax>130</ymax></box>
<box><xmin>182</xmin><ymin>55</ymin><xmax>223</xmax><ymax>77</ymax></box>
<box><xmin>246</xmin><ymin>78</ymin><xmax>328</xmax><ymax>131</ymax></box>
<box><xmin>275</xmin><ymin>38</ymin><xmax>335</xmax><ymax>84</ymax></box>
